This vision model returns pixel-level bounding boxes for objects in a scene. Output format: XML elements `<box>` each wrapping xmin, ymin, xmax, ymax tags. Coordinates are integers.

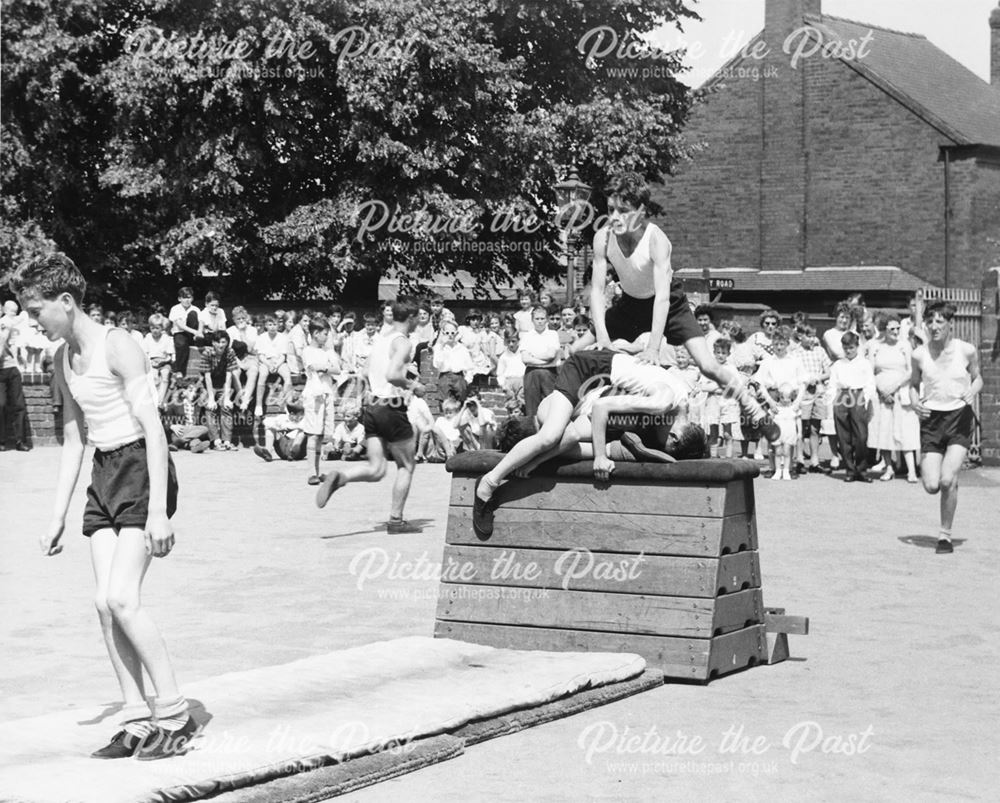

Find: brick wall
<box><xmin>651</xmin><ymin>12</ymin><xmax>994</xmax><ymax>289</ymax></box>
<box><xmin>23</xmin><ymin>373</ymin><xmax>62</xmax><ymax>446</ymax></box>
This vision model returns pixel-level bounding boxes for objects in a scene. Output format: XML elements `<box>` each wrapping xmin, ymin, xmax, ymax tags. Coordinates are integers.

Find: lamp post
<box><xmin>553</xmin><ymin>169</ymin><xmax>593</xmax><ymax>305</ymax></box>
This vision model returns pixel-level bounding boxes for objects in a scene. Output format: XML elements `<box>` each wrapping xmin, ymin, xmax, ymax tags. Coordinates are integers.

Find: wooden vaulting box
<box><xmin>435</xmin><ymin>452</ymin><xmax>769</xmax><ymax>682</ymax></box>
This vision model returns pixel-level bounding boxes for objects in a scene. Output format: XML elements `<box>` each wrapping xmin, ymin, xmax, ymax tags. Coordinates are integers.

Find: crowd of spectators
<box><xmin>0</xmin><ymin>283</ymin><xmax>934</xmax><ymax>484</ymax></box>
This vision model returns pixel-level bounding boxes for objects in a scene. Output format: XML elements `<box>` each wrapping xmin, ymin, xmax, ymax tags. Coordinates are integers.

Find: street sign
<box><xmin>710</xmin><ymin>278</ymin><xmax>735</xmax><ymax>290</ymax></box>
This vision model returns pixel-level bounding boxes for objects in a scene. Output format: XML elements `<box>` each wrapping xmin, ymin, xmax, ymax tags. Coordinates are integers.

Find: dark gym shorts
<box><xmin>362</xmin><ymin>397</ymin><xmax>414</xmax><ymax>443</ymax></box>
<box><xmin>920</xmin><ymin>405</ymin><xmax>974</xmax><ymax>454</ymax></box>
<box><xmin>553</xmin><ymin>350</ymin><xmax>616</xmax><ymax>408</ymax></box>
<box><xmin>604</xmin><ymin>280</ymin><xmax>704</xmax><ymax>345</ymax></box>
<box><xmin>83</xmin><ymin>439</ymin><xmax>179</xmax><ymax>536</ymax></box>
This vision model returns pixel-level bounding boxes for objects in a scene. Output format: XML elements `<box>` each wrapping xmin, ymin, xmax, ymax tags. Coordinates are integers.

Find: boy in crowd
<box><xmin>142</xmin><ymin>313</ymin><xmax>175</xmax><ymax>408</ymax></box>
<box><xmin>828</xmin><ymin>331</ymin><xmax>876</xmax><ymax>482</ymax></box>
<box><xmin>200</xmin><ymin>330</ymin><xmax>239</xmax><ymax>450</ymax></box>
<box><xmin>330</xmin><ymin>402</ymin><xmax>366</xmax><ymax>461</ymax></box>
<box><xmin>407</xmin><ymin>392</ymin><xmax>438</xmax><ymax>462</ymax></box>
<box><xmin>910</xmin><ymin>300</ymin><xmax>982</xmax><ymax>554</ymax></box>
<box><xmin>253</xmin><ymin>313</ymin><xmax>291</xmax><ymax>418</ymax></box>
<box><xmin>431</xmin><ymin>397</ymin><xmax>464</xmax><ymax>460</ymax></box>
<box><xmin>165</xmin><ymin>378</ymin><xmax>210</xmax><ymax>454</ymax></box>
<box><xmin>351</xmin><ymin>312</ymin><xmax>380</xmax><ymax>374</ymax></box>
<box><xmin>457</xmin><ymin>389</ymin><xmax>497</xmax><ymax>451</ymax></box>
<box><xmin>549</xmin><ymin>303</ymin><xmax>574</xmax><ymax>357</ymax></box>
<box><xmin>315</xmin><ymin>297</ymin><xmax>424</xmax><ymax>534</ymax></box>
<box><xmin>253</xmin><ymin>400</ymin><xmax>308</xmax><ymax>462</ymax></box>
<box><xmin>168</xmin><ymin>287</ymin><xmax>201</xmax><ymax>376</ymax></box>
<box><xmin>301</xmin><ymin>320</ymin><xmax>339</xmax><ymax>484</ymax></box>
<box><xmin>0</xmin><ymin>301</ymin><xmax>29</xmax><ymax>450</ymax></box>
<box><xmin>199</xmin><ymin>292</ymin><xmax>227</xmax><ymax>335</ymax></box>
<box><xmin>519</xmin><ymin>305</ymin><xmax>562</xmax><ymax>417</ymax></box>
<box><xmin>226</xmin><ymin>306</ymin><xmax>259</xmax><ymax>409</ymax></box>
<box><xmin>794</xmin><ymin>325</ymin><xmax>833</xmax><ymax>473</ymax></box>
<box><xmin>513</xmin><ymin>290</ymin><xmax>535</xmax><ymax>334</ymax></box>
<box><xmin>11</xmin><ymin>252</ymin><xmax>197</xmax><ymax>759</ymax></box>
<box><xmin>433</xmin><ymin>321</ymin><xmax>473</xmax><ymax>402</ymax></box>
<box><xmin>428</xmin><ymin>294</ymin><xmax>447</xmax><ymax>332</ymax></box>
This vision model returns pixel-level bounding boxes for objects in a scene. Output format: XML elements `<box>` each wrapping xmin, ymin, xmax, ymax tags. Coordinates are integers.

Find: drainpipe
<box><xmin>943</xmin><ymin>147</ymin><xmax>951</xmax><ymax>289</ymax></box>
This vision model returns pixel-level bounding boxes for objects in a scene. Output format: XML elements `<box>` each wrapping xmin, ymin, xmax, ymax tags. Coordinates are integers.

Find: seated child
<box><xmin>430</xmin><ymin>397</ymin><xmax>464</xmax><ymax>461</ymax></box>
<box><xmin>407</xmin><ymin>392</ymin><xmax>436</xmax><ymax>462</ymax></box>
<box><xmin>456</xmin><ymin>390</ymin><xmax>497</xmax><ymax>451</ymax></box>
<box><xmin>329</xmin><ymin>403</ymin><xmax>366</xmax><ymax>461</ymax></box>
<box><xmin>143</xmin><ymin>313</ymin><xmax>175</xmax><ymax>407</ymax></box>
<box><xmin>166</xmin><ymin>378</ymin><xmax>210</xmax><ymax>453</ymax></box>
<box><xmin>254</xmin><ymin>401</ymin><xmax>307</xmax><ymax>461</ymax></box>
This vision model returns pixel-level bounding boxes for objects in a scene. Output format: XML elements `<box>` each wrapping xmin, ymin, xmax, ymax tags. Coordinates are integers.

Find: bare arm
<box><xmin>43</xmin><ymin>348</ymin><xmax>86</xmax><ymax>555</ymax></box>
<box><xmin>108</xmin><ymin>330</ymin><xmax>174</xmax><ymax>556</ymax></box>
<box><xmin>639</xmin><ymin>229</ymin><xmax>673</xmax><ymax>363</ymax></box>
<box><xmin>965</xmin><ymin>343</ymin><xmax>983</xmax><ymax>404</ymax></box>
<box><xmin>591</xmin><ymin>387</ymin><xmax>676</xmax><ymax>480</ymax></box>
<box><xmin>589</xmin><ymin>229</ymin><xmax>613</xmax><ymax>347</ymax></box>
<box><xmin>386</xmin><ymin>336</ymin><xmax>424</xmax><ymax>394</ymax></box>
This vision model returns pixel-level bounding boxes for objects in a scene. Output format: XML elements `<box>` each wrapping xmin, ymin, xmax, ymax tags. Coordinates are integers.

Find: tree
<box><xmin>2</xmin><ymin>0</ymin><xmax>698</xmax><ymax>304</ymax></box>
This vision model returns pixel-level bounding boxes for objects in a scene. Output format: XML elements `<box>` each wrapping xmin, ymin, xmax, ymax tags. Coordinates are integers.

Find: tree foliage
<box><xmin>2</xmin><ymin>0</ymin><xmax>698</xmax><ymax>303</ymax></box>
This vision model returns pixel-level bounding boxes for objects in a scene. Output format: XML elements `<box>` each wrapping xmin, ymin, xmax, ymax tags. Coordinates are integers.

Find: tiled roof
<box><xmin>673</xmin><ymin>265</ymin><xmax>930</xmax><ymax>292</ymax></box>
<box><xmin>807</xmin><ymin>14</ymin><xmax>1000</xmax><ymax>147</ymax></box>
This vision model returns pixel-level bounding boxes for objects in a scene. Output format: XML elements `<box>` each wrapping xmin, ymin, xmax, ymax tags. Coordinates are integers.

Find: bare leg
<box><xmin>91</xmin><ymin>529</ymin><xmax>148</xmax><ymax>708</ymax></box>
<box><xmin>478</xmin><ymin>394</ymin><xmax>574</xmax><ymax>501</ymax></box>
<box><xmin>386</xmin><ymin>437</ymin><xmax>417</xmax><ymax>520</ymax></box>
<box><xmin>104</xmin><ymin>528</ymin><xmax>182</xmax><ymax>702</ymax></box>
<box><xmin>937</xmin><ymin>445</ymin><xmax>967</xmax><ymax>532</ymax></box>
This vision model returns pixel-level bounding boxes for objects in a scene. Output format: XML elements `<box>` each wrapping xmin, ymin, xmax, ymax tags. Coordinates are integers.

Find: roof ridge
<box><xmin>818</xmin><ymin>13</ymin><xmax>926</xmax><ymax>40</ymax></box>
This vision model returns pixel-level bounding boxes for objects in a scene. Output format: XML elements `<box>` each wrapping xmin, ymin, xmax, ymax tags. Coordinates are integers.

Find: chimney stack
<box><xmin>760</xmin><ymin>0</ymin><xmax>822</xmax><ymax>271</ymax></box>
<box><xmin>991</xmin><ymin>3</ymin><xmax>1000</xmax><ymax>85</ymax></box>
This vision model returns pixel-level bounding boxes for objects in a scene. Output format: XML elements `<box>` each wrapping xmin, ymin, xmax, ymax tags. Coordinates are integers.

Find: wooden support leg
<box><xmin>764</xmin><ymin>607</ymin><xmax>809</xmax><ymax>665</ymax></box>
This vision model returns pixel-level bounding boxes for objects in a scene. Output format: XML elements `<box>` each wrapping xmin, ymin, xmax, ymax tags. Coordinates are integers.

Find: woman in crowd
<box><xmin>867</xmin><ymin>313</ymin><xmax>920</xmax><ymax>482</ymax></box>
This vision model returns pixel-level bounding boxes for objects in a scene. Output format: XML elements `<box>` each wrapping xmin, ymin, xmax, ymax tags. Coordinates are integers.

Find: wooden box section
<box><xmin>435</xmin><ymin>454</ymin><xmax>766</xmax><ymax>682</ymax></box>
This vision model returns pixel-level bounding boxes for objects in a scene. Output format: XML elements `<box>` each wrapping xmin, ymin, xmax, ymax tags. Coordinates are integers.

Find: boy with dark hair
<box><xmin>910</xmin><ymin>300</ymin><xmax>982</xmax><ymax>553</ymax></box>
<box><xmin>316</xmin><ymin>297</ymin><xmax>425</xmax><ymax>533</ymax></box>
<box><xmin>168</xmin><ymin>287</ymin><xmax>201</xmax><ymax>376</ymax></box>
<box><xmin>828</xmin><ymin>330</ymin><xmax>877</xmax><ymax>482</ymax></box>
<box><xmin>252</xmin><ymin>313</ymin><xmax>291</xmax><ymax>418</ymax></box>
<box><xmin>10</xmin><ymin>252</ymin><xmax>197</xmax><ymax>760</ymax></box>
<box><xmin>201</xmin><ymin>330</ymin><xmax>239</xmax><ymax>450</ymax></box>
<box><xmin>579</xmin><ymin>172</ymin><xmax>765</xmax><ymax>430</ymax></box>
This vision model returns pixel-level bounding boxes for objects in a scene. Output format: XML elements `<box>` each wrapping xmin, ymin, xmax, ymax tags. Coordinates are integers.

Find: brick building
<box><xmin>655</xmin><ymin>0</ymin><xmax>1000</xmax><ymax>312</ymax></box>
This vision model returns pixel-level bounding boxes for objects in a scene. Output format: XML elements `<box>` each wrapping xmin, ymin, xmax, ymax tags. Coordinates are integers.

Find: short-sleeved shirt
<box><xmin>201</xmin><ymin>346</ymin><xmax>238</xmax><ymax>385</ymax></box>
<box><xmin>168</xmin><ymin>303</ymin><xmax>201</xmax><ymax>335</ymax></box>
<box><xmin>199</xmin><ymin>307</ymin><xmax>228</xmax><ymax>333</ymax></box>
<box><xmin>255</xmin><ymin>332</ymin><xmax>289</xmax><ymax>365</ymax></box>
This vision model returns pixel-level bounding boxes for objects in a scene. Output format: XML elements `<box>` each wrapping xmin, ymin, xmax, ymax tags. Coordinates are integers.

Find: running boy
<box><xmin>315</xmin><ymin>297</ymin><xmax>424</xmax><ymax>534</ymax></box>
<box><xmin>909</xmin><ymin>300</ymin><xmax>982</xmax><ymax>554</ymax></box>
<box><xmin>11</xmin><ymin>253</ymin><xmax>197</xmax><ymax>760</ymax></box>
